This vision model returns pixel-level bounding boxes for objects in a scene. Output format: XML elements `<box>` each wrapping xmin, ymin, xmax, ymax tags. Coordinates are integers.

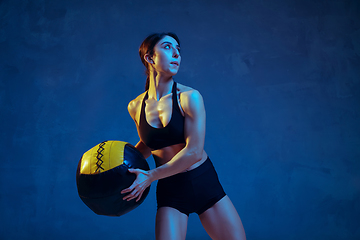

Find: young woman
<box><xmin>121</xmin><ymin>33</ymin><xmax>246</xmax><ymax>240</ymax></box>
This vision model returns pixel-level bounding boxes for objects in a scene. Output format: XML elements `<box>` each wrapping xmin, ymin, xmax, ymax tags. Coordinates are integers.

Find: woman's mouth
<box><xmin>170</xmin><ymin>61</ymin><xmax>179</xmax><ymax>66</ymax></box>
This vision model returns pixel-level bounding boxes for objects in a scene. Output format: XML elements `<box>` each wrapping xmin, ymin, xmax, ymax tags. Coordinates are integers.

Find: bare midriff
<box><xmin>151</xmin><ymin>143</ymin><xmax>208</xmax><ymax>172</ymax></box>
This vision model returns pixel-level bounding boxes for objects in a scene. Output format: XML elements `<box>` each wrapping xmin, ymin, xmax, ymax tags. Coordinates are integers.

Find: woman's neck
<box><xmin>148</xmin><ymin>72</ymin><xmax>174</xmax><ymax>101</ymax></box>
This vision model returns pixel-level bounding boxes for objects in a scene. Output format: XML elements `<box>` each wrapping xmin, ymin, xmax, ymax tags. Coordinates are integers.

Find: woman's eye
<box><xmin>165</xmin><ymin>45</ymin><xmax>170</xmax><ymax>49</ymax></box>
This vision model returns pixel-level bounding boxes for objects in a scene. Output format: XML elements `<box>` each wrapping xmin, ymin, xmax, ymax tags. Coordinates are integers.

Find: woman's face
<box><xmin>149</xmin><ymin>35</ymin><xmax>181</xmax><ymax>76</ymax></box>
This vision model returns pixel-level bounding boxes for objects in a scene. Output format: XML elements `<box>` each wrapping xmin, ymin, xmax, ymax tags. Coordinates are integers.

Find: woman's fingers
<box><xmin>122</xmin><ymin>183</ymin><xmax>136</xmax><ymax>200</ymax></box>
<box><xmin>136</xmin><ymin>191</ymin><xmax>143</xmax><ymax>202</ymax></box>
<box><xmin>121</xmin><ymin>180</ymin><xmax>136</xmax><ymax>194</ymax></box>
<box><xmin>123</xmin><ymin>187</ymin><xmax>144</xmax><ymax>201</ymax></box>
<box><xmin>123</xmin><ymin>192</ymin><xmax>135</xmax><ymax>201</ymax></box>
<box><xmin>121</xmin><ymin>183</ymin><xmax>144</xmax><ymax>201</ymax></box>
<box><xmin>120</xmin><ymin>169</ymin><xmax>137</xmax><ymax>194</ymax></box>
<box><xmin>120</xmin><ymin>187</ymin><xmax>132</xmax><ymax>194</ymax></box>
<box><xmin>121</xmin><ymin>168</ymin><xmax>150</xmax><ymax>201</ymax></box>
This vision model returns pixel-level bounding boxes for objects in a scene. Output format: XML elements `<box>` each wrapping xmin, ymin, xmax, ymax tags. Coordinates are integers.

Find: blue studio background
<box><xmin>1</xmin><ymin>0</ymin><xmax>360</xmax><ymax>239</ymax></box>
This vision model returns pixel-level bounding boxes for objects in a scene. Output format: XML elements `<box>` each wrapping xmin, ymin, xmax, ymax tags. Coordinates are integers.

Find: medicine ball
<box><xmin>76</xmin><ymin>140</ymin><xmax>150</xmax><ymax>217</ymax></box>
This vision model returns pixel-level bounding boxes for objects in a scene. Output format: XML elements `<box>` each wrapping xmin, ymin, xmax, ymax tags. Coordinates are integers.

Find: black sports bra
<box><xmin>139</xmin><ymin>81</ymin><xmax>186</xmax><ymax>150</ymax></box>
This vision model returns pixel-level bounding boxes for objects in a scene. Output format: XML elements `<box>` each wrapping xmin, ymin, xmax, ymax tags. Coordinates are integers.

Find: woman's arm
<box><xmin>121</xmin><ymin>89</ymin><xmax>206</xmax><ymax>201</ymax></box>
<box><xmin>149</xmin><ymin>89</ymin><xmax>206</xmax><ymax>180</ymax></box>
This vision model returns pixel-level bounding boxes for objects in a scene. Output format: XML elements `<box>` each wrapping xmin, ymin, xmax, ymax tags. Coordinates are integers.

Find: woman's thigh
<box><xmin>155</xmin><ymin>207</ymin><xmax>189</xmax><ymax>240</ymax></box>
<box><xmin>199</xmin><ymin>196</ymin><xmax>246</xmax><ymax>240</ymax></box>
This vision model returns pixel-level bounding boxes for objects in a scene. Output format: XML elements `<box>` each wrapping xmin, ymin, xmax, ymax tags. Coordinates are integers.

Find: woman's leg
<box><xmin>155</xmin><ymin>207</ymin><xmax>189</xmax><ymax>240</ymax></box>
<box><xmin>199</xmin><ymin>196</ymin><xmax>246</xmax><ymax>240</ymax></box>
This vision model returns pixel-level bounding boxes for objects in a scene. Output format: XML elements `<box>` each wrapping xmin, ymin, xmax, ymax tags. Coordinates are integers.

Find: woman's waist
<box><xmin>153</xmin><ymin>149</ymin><xmax>208</xmax><ymax>170</ymax></box>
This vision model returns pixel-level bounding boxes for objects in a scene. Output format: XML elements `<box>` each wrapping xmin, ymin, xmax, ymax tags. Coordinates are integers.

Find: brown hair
<box><xmin>139</xmin><ymin>32</ymin><xmax>180</xmax><ymax>91</ymax></box>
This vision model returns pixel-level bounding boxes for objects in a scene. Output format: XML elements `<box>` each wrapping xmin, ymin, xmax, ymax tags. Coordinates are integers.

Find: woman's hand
<box><xmin>121</xmin><ymin>168</ymin><xmax>152</xmax><ymax>202</ymax></box>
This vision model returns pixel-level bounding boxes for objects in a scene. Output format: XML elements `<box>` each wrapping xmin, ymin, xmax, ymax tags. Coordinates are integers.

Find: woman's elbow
<box><xmin>188</xmin><ymin>147</ymin><xmax>203</xmax><ymax>162</ymax></box>
<box><xmin>135</xmin><ymin>141</ymin><xmax>152</xmax><ymax>159</ymax></box>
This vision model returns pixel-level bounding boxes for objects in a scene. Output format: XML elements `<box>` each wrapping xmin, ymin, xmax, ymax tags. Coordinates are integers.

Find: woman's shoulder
<box><xmin>128</xmin><ymin>91</ymin><xmax>146</xmax><ymax>120</ymax></box>
<box><xmin>177</xmin><ymin>83</ymin><xmax>204</xmax><ymax>111</ymax></box>
<box><xmin>177</xmin><ymin>82</ymin><xmax>201</xmax><ymax>97</ymax></box>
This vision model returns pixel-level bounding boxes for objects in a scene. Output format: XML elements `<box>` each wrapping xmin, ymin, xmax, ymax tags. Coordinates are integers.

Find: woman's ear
<box><xmin>144</xmin><ymin>54</ymin><xmax>154</xmax><ymax>65</ymax></box>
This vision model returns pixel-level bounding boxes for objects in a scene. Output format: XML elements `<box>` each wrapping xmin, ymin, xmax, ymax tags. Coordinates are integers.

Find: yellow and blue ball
<box><xmin>76</xmin><ymin>140</ymin><xmax>150</xmax><ymax>216</ymax></box>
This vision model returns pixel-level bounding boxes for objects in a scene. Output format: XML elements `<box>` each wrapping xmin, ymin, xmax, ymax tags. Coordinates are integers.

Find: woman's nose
<box><xmin>173</xmin><ymin>48</ymin><xmax>180</xmax><ymax>58</ymax></box>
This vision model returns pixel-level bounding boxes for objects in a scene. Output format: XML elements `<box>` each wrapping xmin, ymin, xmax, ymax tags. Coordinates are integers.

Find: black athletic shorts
<box><xmin>156</xmin><ymin>157</ymin><xmax>226</xmax><ymax>216</ymax></box>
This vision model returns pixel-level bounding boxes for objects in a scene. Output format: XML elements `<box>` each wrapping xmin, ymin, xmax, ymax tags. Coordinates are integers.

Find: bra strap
<box><xmin>139</xmin><ymin>91</ymin><xmax>148</xmax><ymax>125</ymax></box>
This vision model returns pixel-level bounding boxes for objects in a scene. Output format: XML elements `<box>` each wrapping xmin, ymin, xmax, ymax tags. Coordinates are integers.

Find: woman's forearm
<box><xmin>149</xmin><ymin>146</ymin><xmax>203</xmax><ymax>181</ymax></box>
